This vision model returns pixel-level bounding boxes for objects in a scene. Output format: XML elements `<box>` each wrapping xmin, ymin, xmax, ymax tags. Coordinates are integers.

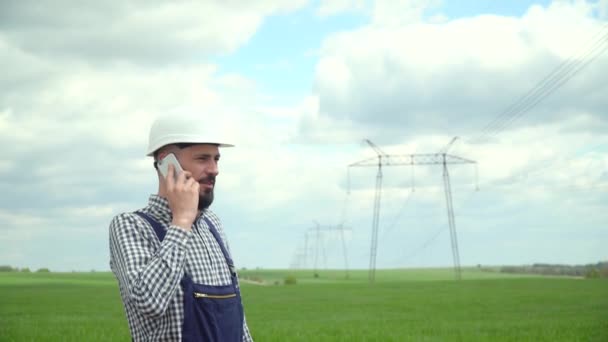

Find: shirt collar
<box><xmin>146</xmin><ymin>195</ymin><xmax>172</xmax><ymax>224</ymax></box>
<box><xmin>146</xmin><ymin>194</ymin><xmax>207</xmax><ymax>224</ymax></box>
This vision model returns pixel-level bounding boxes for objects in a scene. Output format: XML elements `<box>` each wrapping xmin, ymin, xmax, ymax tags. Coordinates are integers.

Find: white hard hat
<box><xmin>146</xmin><ymin>115</ymin><xmax>234</xmax><ymax>156</ymax></box>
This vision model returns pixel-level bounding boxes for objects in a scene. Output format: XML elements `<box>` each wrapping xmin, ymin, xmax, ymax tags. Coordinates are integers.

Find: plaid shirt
<box><xmin>109</xmin><ymin>195</ymin><xmax>253</xmax><ymax>341</ymax></box>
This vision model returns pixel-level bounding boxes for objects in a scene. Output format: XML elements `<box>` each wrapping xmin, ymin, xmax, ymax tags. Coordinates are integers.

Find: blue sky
<box><xmin>0</xmin><ymin>0</ymin><xmax>607</xmax><ymax>272</ymax></box>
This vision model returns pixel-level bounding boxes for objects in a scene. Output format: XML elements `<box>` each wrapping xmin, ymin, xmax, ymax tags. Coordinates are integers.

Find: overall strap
<box><xmin>202</xmin><ymin>217</ymin><xmax>237</xmax><ymax>277</ymax></box>
<box><xmin>135</xmin><ymin>211</ymin><xmax>166</xmax><ymax>241</ymax></box>
<box><xmin>203</xmin><ymin>217</ymin><xmax>237</xmax><ymax>280</ymax></box>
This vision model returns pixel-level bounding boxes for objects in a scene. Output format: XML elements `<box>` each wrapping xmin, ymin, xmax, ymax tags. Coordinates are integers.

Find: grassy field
<box><xmin>1</xmin><ymin>268</ymin><xmax>607</xmax><ymax>341</ymax></box>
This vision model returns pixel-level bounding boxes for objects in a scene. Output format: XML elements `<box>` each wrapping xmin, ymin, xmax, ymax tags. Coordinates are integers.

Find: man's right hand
<box><xmin>163</xmin><ymin>164</ymin><xmax>199</xmax><ymax>230</ymax></box>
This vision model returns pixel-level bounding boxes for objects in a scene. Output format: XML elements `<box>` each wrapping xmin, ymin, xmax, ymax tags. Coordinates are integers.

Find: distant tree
<box><xmin>21</xmin><ymin>268</ymin><xmax>31</xmax><ymax>273</ymax></box>
<box><xmin>284</xmin><ymin>275</ymin><xmax>297</xmax><ymax>285</ymax></box>
<box><xmin>497</xmin><ymin>261</ymin><xmax>608</xmax><ymax>277</ymax></box>
<box><xmin>599</xmin><ymin>263</ymin><xmax>608</xmax><ymax>278</ymax></box>
<box><xmin>585</xmin><ymin>268</ymin><xmax>600</xmax><ymax>279</ymax></box>
<box><xmin>0</xmin><ymin>265</ymin><xmax>14</xmax><ymax>272</ymax></box>
<box><xmin>249</xmin><ymin>276</ymin><xmax>263</xmax><ymax>283</ymax></box>
<box><xmin>36</xmin><ymin>268</ymin><xmax>51</xmax><ymax>273</ymax></box>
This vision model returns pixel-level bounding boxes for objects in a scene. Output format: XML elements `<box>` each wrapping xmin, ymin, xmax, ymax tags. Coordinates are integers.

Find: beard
<box><xmin>198</xmin><ymin>189</ymin><xmax>214</xmax><ymax>210</ymax></box>
<box><xmin>197</xmin><ymin>175</ymin><xmax>216</xmax><ymax>210</ymax></box>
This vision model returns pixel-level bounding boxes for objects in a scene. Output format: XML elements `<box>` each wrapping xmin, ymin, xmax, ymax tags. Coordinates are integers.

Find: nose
<box><xmin>207</xmin><ymin>160</ymin><xmax>219</xmax><ymax>177</ymax></box>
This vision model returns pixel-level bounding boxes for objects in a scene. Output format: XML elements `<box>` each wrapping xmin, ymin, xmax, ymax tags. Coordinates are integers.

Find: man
<box><xmin>109</xmin><ymin>115</ymin><xmax>253</xmax><ymax>341</ymax></box>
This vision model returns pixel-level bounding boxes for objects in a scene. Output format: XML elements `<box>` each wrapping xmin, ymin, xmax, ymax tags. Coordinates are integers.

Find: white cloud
<box><xmin>0</xmin><ymin>210</ymin><xmax>46</xmax><ymax>230</ymax></box>
<box><xmin>316</xmin><ymin>0</ymin><xmax>440</xmax><ymax>26</ymax></box>
<box><xmin>600</xmin><ymin>0</ymin><xmax>608</xmax><ymax>18</ymax></box>
<box><xmin>302</xmin><ymin>0</ymin><xmax>608</xmax><ymax>144</ymax></box>
<box><xmin>56</xmin><ymin>205</ymin><xmax>116</xmax><ymax>219</ymax></box>
<box><xmin>0</xmin><ymin>0</ymin><xmax>308</xmax><ymax>64</ymax></box>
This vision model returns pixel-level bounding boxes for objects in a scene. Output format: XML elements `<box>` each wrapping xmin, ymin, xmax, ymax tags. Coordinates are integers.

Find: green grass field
<box><xmin>1</xmin><ymin>269</ymin><xmax>606</xmax><ymax>341</ymax></box>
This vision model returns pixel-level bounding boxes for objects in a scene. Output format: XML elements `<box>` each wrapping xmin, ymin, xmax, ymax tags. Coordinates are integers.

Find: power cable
<box><xmin>469</xmin><ymin>23</ymin><xmax>608</xmax><ymax>144</ymax></box>
<box><xmin>380</xmin><ymin>188</ymin><xmax>415</xmax><ymax>243</ymax></box>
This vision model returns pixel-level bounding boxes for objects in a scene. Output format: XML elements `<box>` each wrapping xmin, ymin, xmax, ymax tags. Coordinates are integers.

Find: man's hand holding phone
<box><xmin>159</xmin><ymin>155</ymin><xmax>199</xmax><ymax>231</ymax></box>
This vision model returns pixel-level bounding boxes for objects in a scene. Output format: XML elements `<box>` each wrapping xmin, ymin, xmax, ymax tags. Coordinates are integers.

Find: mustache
<box><xmin>198</xmin><ymin>176</ymin><xmax>216</xmax><ymax>184</ymax></box>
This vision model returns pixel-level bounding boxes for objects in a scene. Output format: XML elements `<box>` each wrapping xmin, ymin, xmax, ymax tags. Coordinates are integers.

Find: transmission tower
<box><xmin>338</xmin><ymin>223</ymin><xmax>350</xmax><ymax>279</ymax></box>
<box><xmin>289</xmin><ymin>231</ymin><xmax>311</xmax><ymax>270</ymax></box>
<box><xmin>312</xmin><ymin>221</ymin><xmax>326</xmax><ymax>276</ymax></box>
<box><xmin>289</xmin><ymin>246</ymin><xmax>307</xmax><ymax>269</ymax></box>
<box><xmin>301</xmin><ymin>222</ymin><xmax>352</xmax><ymax>278</ymax></box>
<box><xmin>349</xmin><ymin>139</ymin><xmax>477</xmax><ymax>282</ymax></box>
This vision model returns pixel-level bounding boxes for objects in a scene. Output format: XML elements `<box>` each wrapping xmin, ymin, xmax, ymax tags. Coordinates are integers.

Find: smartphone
<box><xmin>158</xmin><ymin>153</ymin><xmax>184</xmax><ymax>180</ymax></box>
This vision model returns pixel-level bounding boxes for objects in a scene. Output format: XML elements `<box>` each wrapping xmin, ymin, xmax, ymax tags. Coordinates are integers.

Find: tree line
<box><xmin>0</xmin><ymin>265</ymin><xmax>50</xmax><ymax>273</ymax></box>
<box><xmin>499</xmin><ymin>261</ymin><xmax>608</xmax><ymax>278</ymax></box>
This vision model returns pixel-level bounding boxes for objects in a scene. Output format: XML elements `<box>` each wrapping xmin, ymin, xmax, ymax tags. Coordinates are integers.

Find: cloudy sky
<box><xmin>1</xmin><ymin>0</ymin><xmax>607</xmax><ymax>272</ymax></box>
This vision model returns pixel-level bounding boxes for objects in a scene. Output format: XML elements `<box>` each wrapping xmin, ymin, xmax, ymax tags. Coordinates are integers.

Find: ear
<box><xmin>156</xmin><ymin>146</ymin><xmax>174</xmax><ymax>162</ymax></box>
<box><xmin>156</xmin><ymin>151</ymin><xmax>169</xmax><ymax>162</ymax></box>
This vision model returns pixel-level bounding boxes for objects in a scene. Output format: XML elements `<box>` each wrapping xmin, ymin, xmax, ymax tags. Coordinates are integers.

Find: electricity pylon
<box><xmin>312</xmin><ymin>221</ymin><xmax>326</xmax><ymax>276</ymax></box>
<box><xmin>349</xmin><ymin>139</ymin><xmax>476</xmax><ymax>282</ymax></box>
<box><xmin>440</xmin><ymin>137</ymin><xmax>464</xmax><ymax>280</ymax></box>
<box><xmin>290</xmin><ymin>231</ymin><xmax>311</xmax><ymax>270</ymax></box>
<box><xmin>305</xmin><ymin>222</ymin><xmax>352</xmax><ymax>279</ymax></box>
<box><xmin>358</xmin><ymin>139</ymin><xmax>387</xmax><ymax>284</ymax></box>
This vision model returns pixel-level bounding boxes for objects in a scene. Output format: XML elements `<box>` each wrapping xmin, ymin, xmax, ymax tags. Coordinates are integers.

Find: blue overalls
<box><xmin>136</xmin><ymin>212</ymin><xmax>244</xmax><ymax>342</ymax></box>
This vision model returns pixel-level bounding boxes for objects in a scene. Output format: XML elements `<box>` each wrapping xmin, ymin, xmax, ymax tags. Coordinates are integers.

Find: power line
<box><xmin>469</xmin><ymin>23</ymin><xmax>608</xmax><ymax>144</ymax></box>
<box><xmin>394</xmin><ymin>188</ymin><xmax>480</xmax><ymax>264</ymax></box>
<box><xmin>380</xmin><ymin>188</ymin><xmax>415</xmax><ymax>243</ymax></box>
<box><xmin>472</xmin><ymin>23</ymin><xmax>608</xmax><ymax>143</ymax></box>
<box><xmin>515</xmin><ymin>143</ymin><xmax>608</xmax><ymax>182</ymax></box>
<box><xmin>400</xmin><ymin>226</ymin><xmax>447</xmax><ymax>262</ymax></box>
<box><xmin>390</xmin><ymin>174</ymin><xmax>606</xmax><ymax>265</ymax></box>
<box><xmin>465</xmin><ymin>182</ymin><xmax>608</xmax><ymax>194</ymax></box>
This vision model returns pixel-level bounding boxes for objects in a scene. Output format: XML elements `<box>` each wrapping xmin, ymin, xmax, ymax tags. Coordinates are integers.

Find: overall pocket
<box><xmin>182</xmin><ymin>282</ymin><xmax>244</xmax><ymax>342</ymax></box>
